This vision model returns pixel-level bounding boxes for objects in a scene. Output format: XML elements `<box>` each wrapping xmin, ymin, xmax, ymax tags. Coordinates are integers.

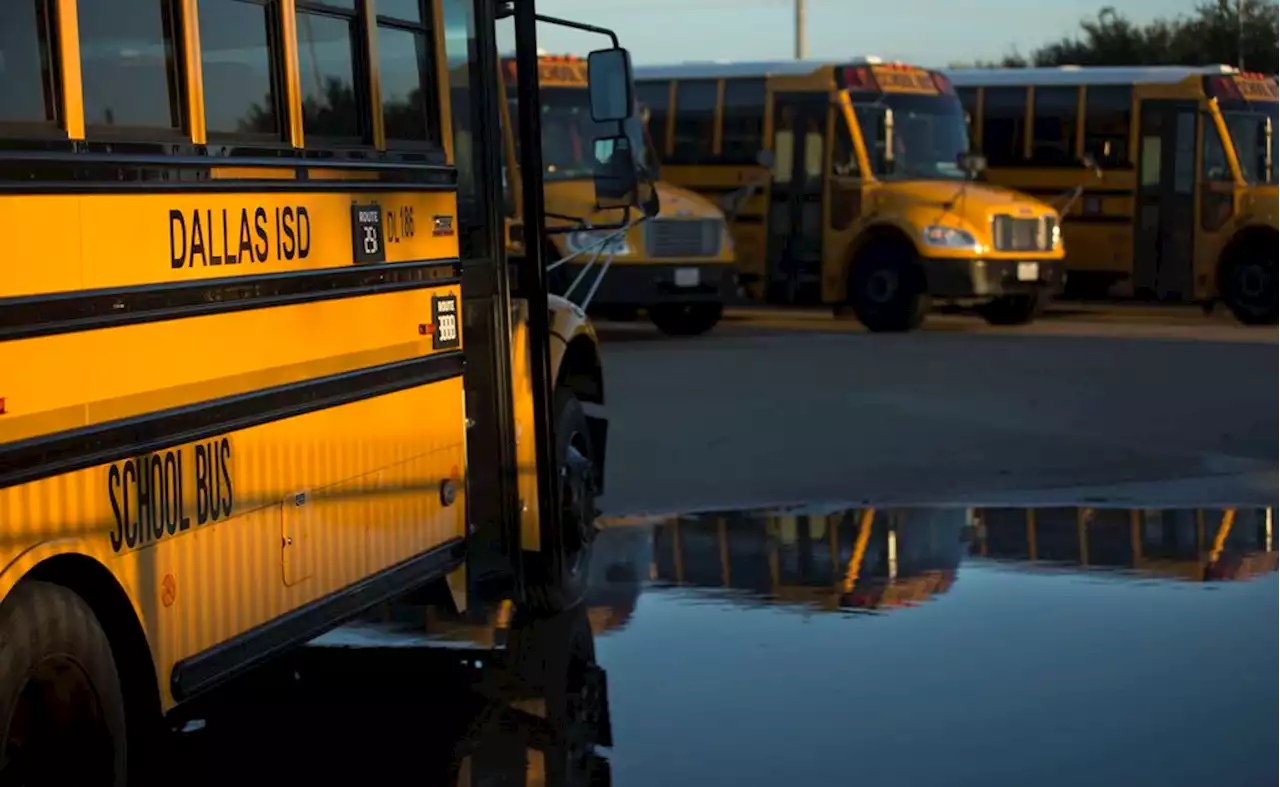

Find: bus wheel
<box><xmin>525</xmin><ymin>389</ymin><xmax>598</xmax><ymax>614</ymax></box>
<box><xmin>1221</xmin><ymin>244</ymin><xmax>1278</xmax><ymax>325</ymax></box>
<box><xmin>649</xmin><ymin>302</ymin><xmax>723</xmax><ymax>336</ymax></box>
<box><xmin>0</xmin><ymin>581</ymin><xmax>128</xmax><ymax>786</ymax></box>
<box><xmin>977</xmin><ymin>292</ymin><xmax>1046</xmax><ymax>326</ymax></box>
<box><xmin>848</xmin><ymin>243</ymin><xmax>930</xmax><ymax>332</ymax></box>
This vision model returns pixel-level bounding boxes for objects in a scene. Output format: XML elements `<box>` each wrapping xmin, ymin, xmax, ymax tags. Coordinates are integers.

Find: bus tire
<box><xmin>977</xmin><ymin>292</ymin><xmax>1046</xmax><ymax>326</ymax></box>
<box><xmin>1220</xmin><ymin>241</ymin><xmax>1278</xmax><ymax>326</ymax></box>
<box><xmin>525</xmin><ymin>388</ymin><xmax>598</xmax><ymax>614</ymax></box>
<box><xmin>649</xmin><ymin>302</ymin><xmax>723</xmax><ymax>336</ymax></box>
<box><xmin>848</xmin><ymin>242</ymin><xmax>930</xmax><ymax>332</ymax></box>
<box><xmin>0</xmin><ymin>580</ymin><xmax>129</xmax><ymax>786</ymax></box>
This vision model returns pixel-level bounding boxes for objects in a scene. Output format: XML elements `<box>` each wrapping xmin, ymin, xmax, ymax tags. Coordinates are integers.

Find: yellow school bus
<box><xmin>945</xmin><ymin>66</ymin><xmax>1279</xmax><ymax>325</ymax></box>
<box><xmin>0</xmin><ymin>0</ymin><xmax>654</xmax><ymax>780</ymax></box>
<box><xmin>633</xmin><ymin>58</ymin><xmax>1068</xmax><ymax>331</ymax></box>
<box><xmin>499</xmin><ymin>53</ymin><xmax>738</xmax><ymax>336</ymax></box>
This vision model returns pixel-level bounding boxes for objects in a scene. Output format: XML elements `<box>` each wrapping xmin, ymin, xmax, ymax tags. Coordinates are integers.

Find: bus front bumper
<box><xmin>925</xmin><ymin>258</ymin><xmax>1066</xmax><ymax>298</ymax></box>
<box><xmin>549</xmin><ymin>262</ymin><xmax>736</xmax><ymax>308</ymax></box>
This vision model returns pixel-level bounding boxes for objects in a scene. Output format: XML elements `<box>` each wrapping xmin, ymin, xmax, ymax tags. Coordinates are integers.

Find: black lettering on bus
<box><xmin>275</xmin><ymin>207</ymin><xmax>282</xmax><ymax>260</ymax></box>
<box><xmin>237</xmin><ymin>209</ymin><xmax>253</xmax><ymax>265</ymax></box>
<box><xmin>149</xmin><ymin>454</ymin><xmax>166</xmax><ymax>541</ymax></box>
<box><xmin>207</xmin><ymin>210</ymin><xmax>222</xmax><ymax>265</ymax></box>
<box><xmin>218</xmin><ymin>438</ymin><xmax>234</xmax><ymax>518</ymax></box>
<box><xmin>109</xmin><ymin>464</ymin><xmax>125</xmax><ymax>552</ymax></box>
<box><xmin>220</xmin><ymin>209</ymin><xmax>233</xmax><ymax>265</ymax></box>
<box><xmin>122</xmin><ymin>460</ymin><xmax>138</xmax><ymax>548</ymax></box>
<box><xmin>282</xmin><ymin>206</ymin><xmax>295</xmax><ymax>260</ymax></box>
<box><xmin>296</xmin><ymin>206</ymin><xmax>310</xmax><ymax>259</ymax></box>
<box><xmin>169</xmin><ymin>210</ymin><xmax>186</xmax><ymax>269</ymax></box>
<box><xmin>190</xmin><ymin>210</ymin><xmax>207</xmax><ymax>267</ymax></box>
<box><xmin>163</xmin><ymin>451</ymin><xmax>180</xmax><ymax>535</ymax></box>
<box><xmin>195</xmin><ymin>443</ymin><xmax>210</xmax><ymax>525</ymax></box>
<box><xmin>254</xmin><ymin>207</ymin><xmax>269</xmax><ymax>262</ymax></box>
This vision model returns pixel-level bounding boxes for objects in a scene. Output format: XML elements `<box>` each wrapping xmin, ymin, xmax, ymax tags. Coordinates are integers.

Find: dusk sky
<box><xmin>530</xmin><ymin>0</ymin><xmax>1204</xmax><ymax>67</ymax></box>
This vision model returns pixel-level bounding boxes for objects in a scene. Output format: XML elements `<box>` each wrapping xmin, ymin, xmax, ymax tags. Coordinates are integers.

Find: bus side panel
<box><xmin>0</xmin><ymin>377</ymin><xmax>466</xmax><ymax>711</ymax></box>
<box><xmin>0</xmin><ymin>285</ymin><xmax>461</xmax><ymax>443</ymax></box>
<box><xmin>0</xmin><ymin>191</ymin><xmax>459</xmax><ymax>299</ymax></box>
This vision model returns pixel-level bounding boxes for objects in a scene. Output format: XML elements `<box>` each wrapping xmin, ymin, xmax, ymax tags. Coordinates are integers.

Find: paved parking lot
<box><xmin>594</xmin><ymin>307</ymin><xmax>1278</xmax><ymax>514</ymax></box>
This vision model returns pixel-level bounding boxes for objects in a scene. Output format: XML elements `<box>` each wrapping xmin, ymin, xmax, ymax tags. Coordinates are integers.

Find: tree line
<box><xmin>954</xmin><ymin>0</ymin><xmax>1278</xmax><ymax>72</ymax></box>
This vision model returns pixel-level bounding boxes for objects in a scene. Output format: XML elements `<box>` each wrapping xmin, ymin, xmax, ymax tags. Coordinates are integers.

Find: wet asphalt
<box><xmin>172</xmin><ymin>308</ymin><xmax>1278</xmax><ymax>787</ymax></box>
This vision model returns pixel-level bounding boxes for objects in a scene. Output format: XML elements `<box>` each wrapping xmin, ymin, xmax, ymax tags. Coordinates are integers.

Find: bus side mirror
<box><xmin>587</xmin><ymin>47</ymin><xmax>633</xmax><ymax>122</ymax></box>
<box><xmin>593</xmin><ymin>135</ymin><xmax>640</xmax><ymax>210</ymax></box>
<box><xmin>958</xmin><ymin>152</ymin><xmax>987</xmax><ymax>177</ymax></box>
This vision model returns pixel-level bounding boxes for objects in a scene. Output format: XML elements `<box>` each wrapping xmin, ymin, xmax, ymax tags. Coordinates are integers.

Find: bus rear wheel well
<box><xmin>25</xmin><ymin>555</ymin><xmax>162</xmax><ymax>738</ymax></box>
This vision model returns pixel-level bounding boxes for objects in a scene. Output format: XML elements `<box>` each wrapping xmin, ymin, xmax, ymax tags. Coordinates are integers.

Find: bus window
<box><xmin>671</xmin><ymin>79</ymin><xmax>716</xmax><ymax>164</ymax></box>
<box><xmin>803</xmin><ymin>115</ymin><xmax>824</xmax><ymax>180</ymax></box>
<box><xmin>80</xmin><ymin>0</ymin><xmax>184</xmax><ymax>132</ymax></box>
<box><xmin>0</xmin><ymin>0</ymin><xmax>58</xmax><ymax>127</ymax></box>
<box><xmin>832</xmin><ymin>112</ymin><xmax>859</xmax><ymax>176</ymax></box>
<box><xmin>1083</xmin><ymin>85</ymin><xmax>1131</xmax><ymax>167</ymax></box>
<box><xmin>957</xmin><ymin>86</ymin><xmax>978</xmax><ymax>142</ymax></box>
<box><xmin>981</xmin><ymin>86</ymin><xmax>1026</xmax><ymax>165</ymax></box>
<box><xmin>1032</xmin><ymin>86</ymin><xmax>1078</xmax><ymax>165</ymax></box>
<box><xmin>377</xmin><ymin>0</ymin><xmax>437</xmax><ymax>146</ymax></box>
<box><xmin>198</xmin><ymin>0</ymin><xmax>282</xmax><ymax>139</ymax></box>
<box><xmin>1201</xmin><ymin>115</ymin><xmax>1234</xmax><ymax>231</ymax></box>
<box><xmin>721</xmin><ymin>78</ymin><xmax>766</xmax><ymax>163</ymax></box>
<box><xmin>636</xmin><ymin>81</ymin><xmax>670</xmax><ymax>156</ymax></box>
<box><xmin>296</xmin><ymin>1</ymin><xmax>363</xmax><ymax>142</ymax></box>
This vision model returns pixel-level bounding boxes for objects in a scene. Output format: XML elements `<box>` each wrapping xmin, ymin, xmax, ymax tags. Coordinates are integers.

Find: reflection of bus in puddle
<box><xmin>971</xmin><ymin>507</ymin><xmax>1277</xmax><ymax>582</ymax></box>
<box><xmin>594</xmin><ymin>507</ymin><xmax>969</xmax><ymax>614</ymax></box>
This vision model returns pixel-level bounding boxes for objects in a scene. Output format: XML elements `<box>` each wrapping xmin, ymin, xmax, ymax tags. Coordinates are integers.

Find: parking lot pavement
<box><xmin>593</xmin><ymin>320</ymin><xmax>1277</xmax><ymax>515</ymax></box>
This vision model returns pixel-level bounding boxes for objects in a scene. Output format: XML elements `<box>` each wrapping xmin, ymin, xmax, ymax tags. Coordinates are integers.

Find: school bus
<box><xmin>0</xmin><ymin>0</ymin><xmax>654</xmax><ymax>781</ymax></box>
<box><xmin>633</xmin><ymin>58</ymin><xmax>1068</xmax><ymax>331</ymax></box>
<box><xmin>499</xmin><ymin>53</ymin><xmax>738</xmax><ymax>336</ymax></box>
<box><xmin>971</xmin><ymin>506</ymin><xmax>1276</xmax><ymax>582</ymax></box>
<box><xmin>944</xmin><ymin>66</ymin><xmax>1279</xmax><ymax>325</ymax></box>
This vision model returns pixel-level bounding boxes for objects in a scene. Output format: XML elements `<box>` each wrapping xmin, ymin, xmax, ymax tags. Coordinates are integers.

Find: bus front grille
<box><xmin>992</xmin><ymin>215</ymin><xmax>1055</xmax><ymax>252</ymax></box>
<box><xmin>644</xmin><ymin>219</ymin><xmax>723</xmax><ymax>258</ymax></box>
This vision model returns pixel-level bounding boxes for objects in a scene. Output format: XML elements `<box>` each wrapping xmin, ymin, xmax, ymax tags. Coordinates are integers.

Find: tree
<box><xmin>961</xmin><ymin>0</ymin><xmax>1278</xmax><ymax>71</ymax></box>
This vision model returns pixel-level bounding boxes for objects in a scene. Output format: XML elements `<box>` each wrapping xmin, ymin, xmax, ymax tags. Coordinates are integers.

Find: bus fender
<box><xmin>548</xmin><ymin>297</ymin><xmax>607</xmax><ymax>494</ymax></box>
<box><xmin>840</xmin><ymin>222</ymin><xmax>922</xmax><ymax>296</ymax></box>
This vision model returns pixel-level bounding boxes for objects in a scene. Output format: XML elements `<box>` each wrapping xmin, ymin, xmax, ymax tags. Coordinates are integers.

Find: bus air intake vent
<box><xmin>992</xmin><ymin>215</ymin><xmax>1054</xmax><ymax>252</ymax></box>
<box><xmin>644</xmin><ymin>219</ymin><xmax>723</xmax><ymax>258</ymax></box>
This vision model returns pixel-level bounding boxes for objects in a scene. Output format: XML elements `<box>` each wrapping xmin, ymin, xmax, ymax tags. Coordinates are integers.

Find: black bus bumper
<box><xmin>550</xmin><ymin>262</ymin><xmax>736</xmax><ymax>307</ymax></box>
<box><xmin>925</xmin><ymin>258</ymin><xmax>1067</xmax><ymax>298</ymax></box>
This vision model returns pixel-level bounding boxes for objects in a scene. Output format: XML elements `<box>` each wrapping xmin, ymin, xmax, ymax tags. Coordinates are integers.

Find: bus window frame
<box><xmin>197</xmin><ymin>0</ymin><xmax>292</xmax><ymax>148</ymax></box>
<box><xmin>373</xmin><ymin>0</ymin><xmax>445</xmax><ymax>153</ymax></box>
<box><xmin>0</xmin><ymin>0</ymin><xmax>66</xmax><ymax>140</ymax></box>
<box><xmin>294</xmin><ymin>0</ymin><xmax>373</xmax><ymax>149</ymax></box>
<box><xmin>834</xmin><ymin>91</ymin><xmax>872</xmax><ymax>180</ymax></box>
<box><xmin>79</xmin><ymin>0</ymin><xmax>191</xmax><ymax>143</ymax></box>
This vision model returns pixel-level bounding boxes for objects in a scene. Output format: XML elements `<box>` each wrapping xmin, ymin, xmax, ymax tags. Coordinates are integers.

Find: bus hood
<box><xmin>874</xmin><ymin>179</ymin><xmax>1060</xmax><ymax>223</ymax></box>
<box><xmin>1242</xmin><ymin>185</ymin><xmax>1279</xmax><ymax>227</ymax></box>
<box><xmin>542</xmin><ymin>179</ymin><xmax>725</xmax><ymax>226</ymax></box>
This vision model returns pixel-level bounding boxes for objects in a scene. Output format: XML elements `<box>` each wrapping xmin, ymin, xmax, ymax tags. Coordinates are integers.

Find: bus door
<box><xmin>767</xmin><ymin>92</ymin><xmax>830</xmax><ymax>304</ymax></box>
<box><xmin>1134</xmin><ymin>100</ymin><xmax>1199</xmax><ymax>300</ymax></box>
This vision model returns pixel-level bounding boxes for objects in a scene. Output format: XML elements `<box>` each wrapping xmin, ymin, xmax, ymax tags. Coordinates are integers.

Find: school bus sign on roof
<box><xmin>502</xmin><ymin>55</ymin><xmax>588</xmax><ymax>88</ymax></box>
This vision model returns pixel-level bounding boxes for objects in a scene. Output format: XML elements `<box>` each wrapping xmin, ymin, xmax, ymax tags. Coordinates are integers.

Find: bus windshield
<box><xmin>1220</xmin><ymin>105</ymin><xmax>1279</xmax><ymax>185</ymax></box>
<box><xmin>852</xmin><ymin>93</ymin><xmax>969</xmax><ymax>181</ymax></box>
<box><xmin>537</xmin><ymin>86</ymin><xmax>609</xmax><ymax>182</ymax></box>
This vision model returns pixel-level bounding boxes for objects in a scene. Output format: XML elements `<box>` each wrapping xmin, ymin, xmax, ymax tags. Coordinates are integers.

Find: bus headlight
<box><xmin>564</xmin><ymin>230</ymin><xmax>632</xmax><ymax>256</ymax></box>
<box><xmin>922</xmin><ymin>225</ymin><xmax>979</xmax><ymax>250</ymax></box>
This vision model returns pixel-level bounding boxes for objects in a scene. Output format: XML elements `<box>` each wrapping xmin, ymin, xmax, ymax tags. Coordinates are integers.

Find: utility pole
<box><xmin>1236</xmin><ymin>0</ymin><xmax>1245</xmax><ymax>70</ymax></box>
<box><xmin>795</xmin><ymin>0</ymin><xmax>807</xmax><ymax>60</ymax></box>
